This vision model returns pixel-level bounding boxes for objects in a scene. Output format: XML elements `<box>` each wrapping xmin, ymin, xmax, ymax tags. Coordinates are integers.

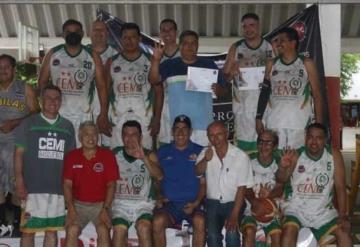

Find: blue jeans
<box><xmin>206</xmin><ymin>199</ymin><xmax>245</xmax><ymax>247</ymax></box>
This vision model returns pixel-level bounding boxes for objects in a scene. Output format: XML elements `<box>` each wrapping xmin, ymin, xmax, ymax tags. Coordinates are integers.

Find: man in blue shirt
<box><xmin>149</xmin><ymin>30</ymin><xmax>228</xmax><ymax>145</ymax></box>
<box><xmin>153</xmin><ymin>115</ymin><xmax>206</xmax><ymax>247</ymax></box>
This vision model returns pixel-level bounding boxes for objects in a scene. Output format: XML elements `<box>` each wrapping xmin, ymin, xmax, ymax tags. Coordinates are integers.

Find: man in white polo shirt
<box><xmin>196</xmin><ymin>121</ymin><xmax>253</xmax><ymax>247</ymax></box>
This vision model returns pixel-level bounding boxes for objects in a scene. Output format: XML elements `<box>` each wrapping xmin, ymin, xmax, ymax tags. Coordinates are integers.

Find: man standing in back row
<box><xmin>223</xmin><ymin>13</ymin><xmax>273</xmax><ymax>153</ymax></box>
<box><xmin>256</xmin><ymin>27</ymin><xmax>323</xmax><ymax>149</ymax></box>
<box><xmin>106</xmin><ymin>22</ymin><xmax>163</xmax><ymax>150</ymax></box>
<box><xmin>149</xmin><ymin>30</ymin><xmax>228</xmax><ymax>146</ymax></box>
<box><xmin>38</xmin><ymin>19</ymin><xmax>111</xmax><ymax>145</ymax></box>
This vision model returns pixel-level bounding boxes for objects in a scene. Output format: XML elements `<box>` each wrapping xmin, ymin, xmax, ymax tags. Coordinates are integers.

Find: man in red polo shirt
<box><xmin>63</xmin><ymin>121</ymin><xmax>119</xmax><ymax>247</ymax></box>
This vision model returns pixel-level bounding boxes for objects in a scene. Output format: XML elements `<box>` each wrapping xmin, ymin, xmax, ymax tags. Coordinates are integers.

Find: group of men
<box><xmin>0</xmin><ymin>9</ymin><xmax>353</xmax><ymax>247</ymax></box>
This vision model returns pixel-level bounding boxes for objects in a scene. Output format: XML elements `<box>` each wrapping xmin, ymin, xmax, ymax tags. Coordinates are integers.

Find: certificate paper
<box><xmin>186</xmin><ymin>66</ymin><xmax>218</xmax><ymax>98</ymax></box>
<box><xmin>235</xmin><ymin>66</ymin><xmax>265</xmax><ymax>90</ymax></box>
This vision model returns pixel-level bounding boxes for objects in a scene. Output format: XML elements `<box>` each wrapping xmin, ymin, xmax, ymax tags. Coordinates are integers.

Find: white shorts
<box><xmin>269</xmin><ymin>128</ymin><xmax>305</xmax><ymax>149</ymax></box>
<box><xmin>21</xmin><ymin>193</ymin><xmax>65</xmax><ymax>233</ymax></box>
<box><xmin>112</xmin><ymin>200</ymin><xmax>154</xmax><ymax>227</ymax></box>
<box><xmin>60</xmin><ymin>111</ymin><xmax>92</xmax><ymax>147</ymax></box>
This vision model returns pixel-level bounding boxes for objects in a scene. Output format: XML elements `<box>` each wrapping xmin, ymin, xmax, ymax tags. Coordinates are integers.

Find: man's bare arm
<box><xmin>304</xmin><ymin>58</ymin><xmax>323</xmax><ymax>124</ymax></box>
<box><xmin>37</xmin><ymin>49</ymin><xmax>54</xmax><ymax>92</ymax></box>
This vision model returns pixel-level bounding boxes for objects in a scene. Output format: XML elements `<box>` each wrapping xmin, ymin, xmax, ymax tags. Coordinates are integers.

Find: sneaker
<box><xmin>0</xmin><ymin>224</ymin><xmax>12</xmax><ymax>237</ymax></box>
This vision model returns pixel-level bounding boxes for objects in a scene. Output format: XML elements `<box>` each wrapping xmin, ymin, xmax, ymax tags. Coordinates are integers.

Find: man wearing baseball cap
<box><xmin>153</xmin><ymin>115</ymin><xmax>206</xmax><ymax>247</ymax></box>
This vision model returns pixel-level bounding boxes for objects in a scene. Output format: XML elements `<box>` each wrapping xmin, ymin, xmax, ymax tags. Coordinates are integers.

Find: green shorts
<box><xmin>21</xmin><ymin>193</ymin><xmax>65</xmax><ymax>233</ymax></box>
<box><xmin>283</xmin><ymin>215</ymin><xmax>338</xmax><ymax>245</ymax></box>
<box><xmin>112</xmin><ymin>213</ymin><xmax>153</xmax><ymax>229</ymax></box>
<box><xmin>241</xmin><ymin>215</ymin><xmax>281</xmax><ymax>236</ymax></box>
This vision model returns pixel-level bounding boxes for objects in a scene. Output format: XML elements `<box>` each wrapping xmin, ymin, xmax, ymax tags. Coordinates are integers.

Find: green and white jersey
<box><xmin>50</xmin><ymin>44</ymin><xmax>96</xmax><ymax>117</ymax></box>
<box><xmin>284</xmin><ymin>147</ymin><xmax>338</xmax><ymax>228</ymax></box>
<box><xmin>159</xmin><ymin>48</ymin><xmax>180</xmax><ymax>143</ymax></box>
<box><xmin>233</xmin><ymin>39</ymin><xmax>273</xmax><ymax>113</ymax></box>
<box><xmin>266</xmin><ymin>56</ymin><xmax>313</xmax><ymax>130</ymax></box>
<box><xmin>249</xmin><ymin>152</ymin><xmax>279</xmax><ymax>196</ymax></box>
<box><xmin>86</xmin><ymin>45</ymin><xmax>118</xmax><ymax>117</ymax></box>
<box><xmin>244</xmin><ymin>152</ymin><xmax>279</xmax><ymax>215</ymax></box>
<box><xmin>112</xmin><ymin>147</ymin><xmax>155</xmax><ymax>202</ymax></box>
<box><xmin>109</xmin><ymin>52</ymin><xmax>152</xmax><ymax>124</ymax></box>
<box><xmin>160</xmin><ymin>48</ymin><xmax>180</xmax><ymax>63</ymax></box>
<box><xmin>232</xmin><ymin>39</ymin><xmax>272</xmax><ymax>146</ymax></box>
<box><xmin>99</xmin><ymin>45</ymin><xmax>118</xmax><ymax>64</ymax></box>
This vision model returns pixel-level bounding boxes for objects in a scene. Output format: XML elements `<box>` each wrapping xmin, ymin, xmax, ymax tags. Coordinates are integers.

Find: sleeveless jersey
<box><xmin>0</xmin><ymin>80</ymin><xmax>29</xmax><ymax>141</ymax></box>
<box><xmin>113</xmin><ymin>147</ymin><xmax>155</xmax><ymax>202</ymax></box>
<box><xmin>87</xmin><ymin>45</ymin><xmax>118</xmax><ymax>117</ymax></box>
<box><xmin>159</xmin><ymin>48</ymin><xmax>180</xmax><ymax>143</ymax></box>
<box><xmin>160</xmin><ymin>48</ymin><xmax>180</xmax><ymax>63</ymax></box>
<box><xmin>266</xmin><ymin>56</ymin><xmax>313</xmax><ymax>130</ymax></box>
<box><xmin>233</xmin><ymin>39</ymin><xmax>273</xmax><ymax>113</ymax></box>
<box><xmin>284</xmin><ymin>147</ymin><xmax>338</xmax><ymax>228</ymax></box>
<box><xmin>50</xmin><ymin>44</ymin><xmax>96</xmax><ymax>117</ymax></box>
<box><xmin>244</xmin><ymin>153</ymin><xmax>279</xmax><ymax>215</ymax></box>
<box><xmin>250</xmin><ymin>152</ymin><xmax>279</xmax><ymax>196</ymax></box>
<box><xmin>109</xmin><ymin>52</ymin><xmax>152</xmax><ymax>123</ymax></box>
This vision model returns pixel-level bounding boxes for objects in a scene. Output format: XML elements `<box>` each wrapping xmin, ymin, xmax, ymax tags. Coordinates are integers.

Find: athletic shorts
<box><xmin>109</xmin><ymin>111</ymin><xmax>152</xmax><ymax>150</ymax></box>
<box><xmin>60</xmin><ymin>112</ymin><xmax>92</xmax><ymax>148</ymax></box>
<box><xmin>21</xmin><ymin>193</ymin><xmax>65</xmax><ymax>233</ymax></box>
<box><xmin>283</xmin><ymin>215</ymin><xmax>338</xmax><ymax>245</ymax></box>
<box><xmin>0</xmin><ymin>141</ymin><xmax>15</xmax><ymax>194</ymax></box>
<box><xmin>269</xmin><ymin>128</ymin><xmax>305</xmax><ymax>149</ymax></box>
<box><xmin>154</xmin><ymin>201</ymin><xmax>205</xmax><ymax>226</ymax></box>
<box><xmin>241</xmin><ymin>215</ymin><xmax>281</xmax><ymax>237</ymax></box>
<box><xmin>234</xmin><ymin>111</ymin><xmax>258</xmax><ymax>152</ymax></box>
<box><xmin>69</xmin><ymin>201</ymin><xmax>104</xmax><ymax>230</ymax></box>
<box><xmin>112</xmin><ymin>200</ymin><xmax>154</xmax><ymax>229</ymax></box>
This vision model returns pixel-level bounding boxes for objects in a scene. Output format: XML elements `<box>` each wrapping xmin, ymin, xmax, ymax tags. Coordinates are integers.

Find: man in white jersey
<box><xmin>38</xmin><ymin>19</ymin><xmax>111</xmax><ymax>145</ymax></box>
<box><xmin>157</xmin><ymin>19</ymin><xmax>180</xmax><ymax>144</ymax></box>
<box><xmin>89</xmin><ymin>20</ymin><xmax>118</xmax><ymax>145</ymax></box>
<box><xmin>223</xmin><ymin>13</ymin><xmax>273</xmax><ymax>153</ymax></box>
<box><xmin>277</xmin><ymin>123</ymin><xmax>351</xmax><ymax>246</ymax></box>
<box><xmin>105</xmin><ymin>22</ymin><xmax>162</xmax><ymax>150</ymax></box>
<box><xmin>0</xmin><ymin>54</ymin><xmax>39</xmax><ymax>236</ymax></box>
<box><xmin>159</xmin><ymin>19</ymin><xmax>180</xmax><ymax>62</ymax></box>
<box><xmin>242</xmin><ymin>130</ymin><xmax>283</xmax><ymax>247</ymax></box>
<box><xmin>111</xmin><ymin>120</ymin><xmax>163</xmax><ymax>246</ymax></box>
<box><xmin>256</xmin><ymin>27</ymin><xmax>323</xmax><ymax>149</ymax></box>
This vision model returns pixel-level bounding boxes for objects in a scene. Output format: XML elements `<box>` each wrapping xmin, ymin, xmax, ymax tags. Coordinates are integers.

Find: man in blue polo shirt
<box><xmin>153</xmin><ymin>115</ymin><xmax>206</xmax><ymax>247</ymax></box>
<box><xmin>149</xmin><ymin>30</ymin><xmax>228</xmax><ymax>145</ymax></box>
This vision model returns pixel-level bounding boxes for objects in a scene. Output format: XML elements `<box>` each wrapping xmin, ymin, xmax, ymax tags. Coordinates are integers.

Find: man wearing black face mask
<box><xmin>39</xmin><ymin>19</ymin><xmax>111</xmax><ymax>146</ymax></box>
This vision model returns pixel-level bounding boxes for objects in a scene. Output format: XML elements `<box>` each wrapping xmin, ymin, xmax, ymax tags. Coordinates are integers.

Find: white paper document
<box><xmin>186</xmin><ymin>66</ymin><xmax>218</xmax><ymax>98</ymax></box>
<box><xmin>235</xmin><ymin>66</ymin><xmax>265</xmax><ymax>90</ymax></box>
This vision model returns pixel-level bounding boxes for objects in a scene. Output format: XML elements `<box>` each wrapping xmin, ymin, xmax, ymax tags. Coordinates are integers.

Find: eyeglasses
<box><xmin>257</xmin><ymin>139</ymin><xmax>274</xmax><ymax>145</ymax></box>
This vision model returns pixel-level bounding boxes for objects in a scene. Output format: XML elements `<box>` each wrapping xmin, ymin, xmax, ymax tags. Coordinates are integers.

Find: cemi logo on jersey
<box><xmin>0</xmin><ymin>98</ymin><xmax>25</xmax><ymax>111</ymax></box>
<box><xmin>56</xmin><ymin>70</ymin><xmax>86</xmax><ymax>94</ymax></box>
<box><xmin>118</xmin><ymin>175</ymin><xmax>145</xmax><ymax>196</ymax></box>
<box><xmin>296</xmin><ymin>177</ymin><xmax>328</xmax><ymax>194</ymax></box>
<box><xmin>273</xmin><ymin>80</ymin><xmax>301</xmax><ymax>96</ymax></box>
<box><xmin>38</xmin><ymin>132</ymin><xmax>65</xmax><ymax>160</ymax></box>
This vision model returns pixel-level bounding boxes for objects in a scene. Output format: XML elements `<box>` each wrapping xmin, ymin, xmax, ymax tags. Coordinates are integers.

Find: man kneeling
<box><xmin>63</xmin><ymin>121</ymin><xmax>119</xmax><ymax>246</ymax></box>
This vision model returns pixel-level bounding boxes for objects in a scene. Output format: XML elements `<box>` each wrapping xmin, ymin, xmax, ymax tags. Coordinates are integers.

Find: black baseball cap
<box><xmin>173</xmin><ymin>114</ymin><xmax>192</xmax><ymax>129</ymax></box>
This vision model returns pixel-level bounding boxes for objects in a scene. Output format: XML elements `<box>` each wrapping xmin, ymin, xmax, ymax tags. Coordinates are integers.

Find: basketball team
<box><xmin>0</xmin><ymin>10</ymin><xmax>352</xmax><ymax>247</ymax></box>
